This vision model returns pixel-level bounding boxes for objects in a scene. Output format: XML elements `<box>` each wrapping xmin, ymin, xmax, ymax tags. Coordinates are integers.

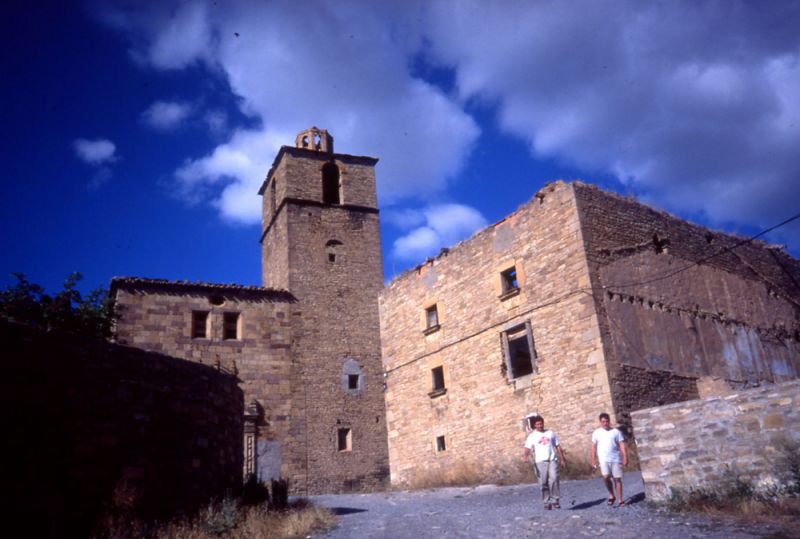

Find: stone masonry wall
<box><xmin>260</xmin><ymin>146</ymin><xmax>389</xmax><ymax>494</ymax></box>
<box><xmin>380</xmin><ymin>181</ymin><xmax>613</xmax><ymax>487</ymax></box>
<box><xmin>2</xmin><ymin>320</ymin><xmax>243</xmax><ymax>538</ymax></box>
<box><xmin>632</xmin><ymin>380</ymin><xmax>800</xmax><ymax>501</ymax></box>
<box><xmin>112</xmin><ymin>280</ymin><xmax>301</xmax><ymax>486</ymax></box>
<box><xmin>574</xmin><ymin>183</ymin><xmax>800</xmax><ymax>424</ymax></box>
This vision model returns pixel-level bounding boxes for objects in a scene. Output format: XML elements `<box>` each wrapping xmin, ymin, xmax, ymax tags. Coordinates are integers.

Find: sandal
<box><xmin>617</xmin><ymin>501</ymin><xmax>626</xmax><ymax>507</ymax></box>
<box><xmin>552</xmin><ymin>502</ymin><xmax>561</xmax><ymax>509</ymax></box>
<box><xmin>607</xmin><ymin>497</ymin><xmax>615</xmax><ymax>506</ymax></box>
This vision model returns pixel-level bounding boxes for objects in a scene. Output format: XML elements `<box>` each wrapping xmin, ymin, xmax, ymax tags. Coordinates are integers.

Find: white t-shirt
<box><xmin>524</xmin><ymin>429</ymin><xmax>560</xmax><ymax>462</ymax></box>
<box><xmin>592</xmin><ymin>427</ymin><xmax>625</xmax><ymax>463</ymax></box>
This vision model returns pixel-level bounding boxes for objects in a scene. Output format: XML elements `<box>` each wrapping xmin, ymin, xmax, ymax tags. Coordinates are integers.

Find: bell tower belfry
<box><xmin>257</xmin><ymin>128</ymin><xmax>389</xmax><ymax>494</ymax></box>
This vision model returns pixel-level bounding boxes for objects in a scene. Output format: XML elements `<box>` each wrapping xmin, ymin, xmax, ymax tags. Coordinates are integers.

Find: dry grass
<box><xmin>94</xmin><ymin>499</ymin><xmax>336</xmax><ymax>539</ymax></box>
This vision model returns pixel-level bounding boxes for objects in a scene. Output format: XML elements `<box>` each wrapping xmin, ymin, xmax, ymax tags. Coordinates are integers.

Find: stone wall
<box><xmin>259</xmin><ymin>143</ymin><xmax>390</xmax><ymax>494</ymax></box>
<box><xmin>574</xmin><ymin>183</ymin><xmax>800</xmax><ymax>423</ymax></box>
<box><xmin>632</xmin><ymin>380</ymin><xmax>800</xmax><ymax>500</ymax></box>
<box><xmin>2</xmin><ymin>320</ymin><xmax>243</xmax><ymax>537</ymax></box>
<box><xmin>112</xmin><ymin>279</ymin><xmax>300</xmax><ymax>486</ymax></box>
<box><xmin>380</xmin><ymin>181</ymin><xmax>613</xmax><ymax>487</ymax></box>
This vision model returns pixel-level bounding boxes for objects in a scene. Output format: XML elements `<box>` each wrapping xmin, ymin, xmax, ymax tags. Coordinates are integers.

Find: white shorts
<box><xmin>600</xmin><ymin>461</ymin><xmax>623</xmax><ymax>478</ymax></box>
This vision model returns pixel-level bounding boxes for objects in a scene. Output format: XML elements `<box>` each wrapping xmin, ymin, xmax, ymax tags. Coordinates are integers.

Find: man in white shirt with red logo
<box><xmin>591</xmin><ymin>412</ymin><xmax>629</xmax><ymax>507</ymax></box>
<box><xmin>522</xmin><ymin>414</ymin><xmax>567</xmax><ymax>510</ymax></box>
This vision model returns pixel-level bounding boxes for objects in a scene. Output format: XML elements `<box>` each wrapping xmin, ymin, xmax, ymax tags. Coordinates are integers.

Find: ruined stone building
<box><xmin>380</xmin><ymin>180</ymin><xmax>800</xmax><ymax>487</ymax></box>
<box><xmin>113</xmin><ymin>127</ymin><xmax>389</xmax><ymax>494</ymax></box>
<box><xmin>112</xmin><ymin>127</ymin><xmax>800</xmax><ymax>493</ymax></box>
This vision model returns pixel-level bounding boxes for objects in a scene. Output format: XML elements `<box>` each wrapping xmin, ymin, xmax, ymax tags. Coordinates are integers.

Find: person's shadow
<box><xmin>568</xmin><ymin>498</ymin><xmax>607</xmax><ymax>510</ymax></box>
<box><xmin>330</xmin><ymin>506</ymin><xmax>368</xmax><ymax>515</ymax></box>
<box><xmin>568</xmin><ymin>492</ymin><xmax>645</xmax><ymax>510</ymax></box>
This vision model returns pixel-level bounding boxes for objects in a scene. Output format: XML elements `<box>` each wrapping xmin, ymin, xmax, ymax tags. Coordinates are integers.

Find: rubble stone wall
<box><xmin>113</xmin><ymin>282</ymin><xmax>300</xmax><ymax>486</ymax></box>
<box><xmin>380</xmin><ymin>182</ymin><xmax>613</xmax><ymax>487</ymax></box>
<box><xmin>632</xmin><ymin>380</ymin><xmax>800</xmax><ymax>500</ymax></box>
<box><xmin>574</xmin><ymin>183</ymin><xmax>800</xmax><ymax>423</ymax></box>
<box><xmin>260</xmin><ymin>145</ymin><xmax>390</xmax><ymax>494</ymax></box>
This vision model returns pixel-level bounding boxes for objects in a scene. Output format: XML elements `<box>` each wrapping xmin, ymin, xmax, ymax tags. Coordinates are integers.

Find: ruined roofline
<box><xmin>258</xmin><ymin>146</ymin><xmax>379</xmax><ymax>195</ymax></box>
<box><xmin>569</xmin><ymin>181</ymin><xmax>794</xmax><ymax>256</ymax></box>
<box><xmin>383</xmin><ymin>179</ymin><xmax>798</xmax><ymax>287</ymax></box>
<box><xmin>110</xmin><ymin>277</ymin><xmax>295</xmax><ymax>302</ymax></box>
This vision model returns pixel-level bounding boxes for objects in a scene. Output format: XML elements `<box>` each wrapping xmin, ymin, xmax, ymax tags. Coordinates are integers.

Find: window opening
<box><xmin>322</xmin><ymin>163</ymin><xmax>340</xmax><ymax>204</ymax></box>
<box><xmin>337</xmin><ymin>427</ymin><xmax>352</xmax><ymax>452</ymax></box>
<box><xmin>500</xmin><ymin>266</ymin><xmax>519</xmax><ymax>296</ymax></box>
<box><xmin>270</xmin><ymin>179</ymin><xmax>277</xmax><ymax>214</ymax></box>
<box><xmin>431</xmin><ymin>366</ymin><xmax>445</xmax><ymax>391</ymax></box>
<box><xmin>192</xmin><ymin>311</ymin><xmax>209</xmax><ymax>339</ymax></box>
<box><xmin>502</xmin><ymin>322</ymin><xmax>536</xmax><ymax>379</ymax></box>
<box><xmin>436</xmin><ymin>435</ymin><xmax>447</xmax><ymax>452</ymax></box>
<box><xmin>301</xmin><ymin>135</ymin><xmax>309</xmax><ymax>148</ymax></box>
<box><xmin>348</xmin><ymin>374</ymin><xmax>359</xmax><ymax>390</ymax></box>
<box><xmin>326</xmin><ymin>239</ymin><xmax>343</xmax><ymax>264</ymax></box>
<box><xmin>223</xmin><ymin>312</ymin><xmax>240</xmax><ymax>340</ymax></box>
<box><xmin>424</xmin><ymin>304</ymin><xmax>440</xmax><ymax>333</ymax></box>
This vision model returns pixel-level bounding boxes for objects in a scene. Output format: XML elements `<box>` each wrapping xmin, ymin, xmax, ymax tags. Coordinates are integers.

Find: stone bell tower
<box><xmin>258</xmin><ymin>127</ymin><xmax>389</xmax><ymax>493</ymax></box>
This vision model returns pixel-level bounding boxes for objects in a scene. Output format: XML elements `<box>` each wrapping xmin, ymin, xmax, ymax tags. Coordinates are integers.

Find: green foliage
<box><xmin>0</xmin><ymin>272</ymin><xmax>116</xmax><ymax>338</ymax></box>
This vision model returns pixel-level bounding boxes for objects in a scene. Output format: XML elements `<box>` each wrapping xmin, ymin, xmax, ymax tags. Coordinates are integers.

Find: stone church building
<box><xmin>112</xmin><ymin>127</ymin><xmax>800</xmax><ymax>493</ymax></box>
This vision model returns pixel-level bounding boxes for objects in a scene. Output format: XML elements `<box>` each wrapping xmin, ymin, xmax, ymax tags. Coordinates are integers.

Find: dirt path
<box><xmin>310</xmin><ymin>472</ymin><xmax>791</xmax><ymax>538</ymax></box>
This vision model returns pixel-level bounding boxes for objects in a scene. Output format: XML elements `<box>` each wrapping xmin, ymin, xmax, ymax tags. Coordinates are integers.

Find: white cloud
<box><xmin>392</xmin><ymin>203</ymin><xmax>488</xmax><ymax>261</ymax></box>
<box><xmin>174</xmin><ymin>128</ymin><xmax>288</xmax><ymax>223</ymax></box>
<box><xmin>98</xmin><ymin>1</ymin><xmax>800</xmax><ymax>250</ymax></box>
<box><xmin>96</xmin><ymin>0</ymin><xmax>479</xmax><ymax>223</ymax></box>
<box><xmin>73</xmin><ymin>138</ymin><xmax>117</xmax><ymax>165</ymax></box>
<box><xmin>141</xmin><ymin>100</ymin><xmax>193</xmax><ymax>130</ymax></box>
<box><xmin>422</xmin><ymin>0</ymin><xmax>800</xmax><ymax>242</ymax></box>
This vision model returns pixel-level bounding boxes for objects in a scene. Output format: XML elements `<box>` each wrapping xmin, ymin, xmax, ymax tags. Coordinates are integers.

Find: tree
<box><xmin>0</xmin><ymin>272</ymin><xmax>116</xmax><ymax>338</ymax></box>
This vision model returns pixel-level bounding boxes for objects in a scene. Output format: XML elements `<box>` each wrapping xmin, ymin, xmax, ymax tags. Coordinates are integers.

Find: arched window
<box><xmin>322</xmin><ymin>163</ymin><xmax>340</xmax><ymax>204</ymax></box>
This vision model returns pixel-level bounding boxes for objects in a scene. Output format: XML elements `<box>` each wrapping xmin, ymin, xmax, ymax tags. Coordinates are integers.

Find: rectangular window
<box><xmin>223</xmin><ymin>312</ymin><xmax>240</xmax><ymax>340</ymax></box>
<box><xmin>500</xmin><ymin>266</ymin><xmax>519</xmax><ymax>297</ymax></box>
<box><xmin>423</xmin><ymin>304</ymin><xmax>440</xmax><ymax>334</ymax></box>
<box><xmin>431</xmin><ymin>366</ymin><xmax>445</xmax><ymax>392</ymax></box>
<box><xmin>501</xmin><ymin>321</ymin><xmax>536</xmax><ymax>379</ymax></box>
<box><xmin>337</xmin><ymin>427</ymin><xmax>352</xmax><ymax>452</ymax></box>
<box><xmin>348</xmin><ymin>374</ymin><xmax>359</xmax><ymax>390</ymax></box>
<box><xmin>436</xmin><ymin>435</ymin><xmax>447</xmax><ymax>452</ymax></box>
<box><xmin>192</xmin><ymin>311</ymin><xmax>209</xmax><ymax>339</ymax></box>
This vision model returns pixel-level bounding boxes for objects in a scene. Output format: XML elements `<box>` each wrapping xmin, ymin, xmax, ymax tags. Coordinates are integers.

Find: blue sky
<box><xmin>2</xmin><ymin>1</ymin><xmax>799</xmax><ymax>295</ymax></box>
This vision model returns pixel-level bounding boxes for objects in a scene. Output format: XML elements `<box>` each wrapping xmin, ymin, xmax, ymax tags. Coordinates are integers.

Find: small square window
<box><xmin>502</xmin><ymin>322</ymin><xmax>536</xmax><ymax>380</ymax></box>
<box><xmin>337</xmin><ymin>427</ymin><xmax>352</xmax><ymax>452</ymax></box>
<box><xmin>500</xmin><ymin>266</ymin><xmax>519</xmax><ymax>297</ymax></box>
<box><xmin>223</xmin><ymin>312</ymin><xmax>240</xmax><ymax>340</ymax></box>
<box><xmin>192</xmin><ymin>311</ymin><xmax>209</xmax><ymax>339</ymax></box>
<box><xmin>435</xmin><ymin>435</ymin><xmax>446</xmax><ymax>452</ymax></box>
<box><xmin>348</xmin><ymin>373</ymin><xmax>359</xmax><ymax>390</ymax></box>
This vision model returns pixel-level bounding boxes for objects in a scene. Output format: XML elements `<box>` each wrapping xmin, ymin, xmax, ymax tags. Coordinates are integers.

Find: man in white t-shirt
<box><xmin>522</xmin><ymin>414</ymin><xmax>567</xmax><ymax>509</ymax></box>
<box><xmin>591</xmin><ymin>412</ymin><xmax>629</xmax><ymax>507</ymax></box>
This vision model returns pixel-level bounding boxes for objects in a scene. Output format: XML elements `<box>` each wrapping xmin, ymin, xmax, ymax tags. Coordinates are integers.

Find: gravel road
<box><xmin>310</xmin><ymin>472</ymin><xmax>794</xmax><ymax>538</ymax></box>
